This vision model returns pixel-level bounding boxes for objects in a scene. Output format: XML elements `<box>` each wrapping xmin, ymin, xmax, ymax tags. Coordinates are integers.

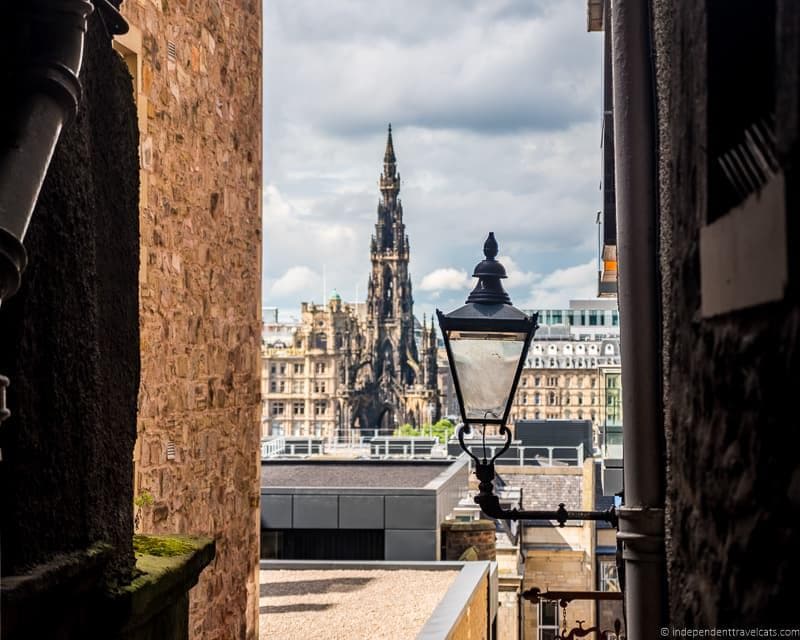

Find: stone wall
<box><xmin>0</xmin><ymin>11</ymin><xmax>140</xmax><ymax>585</ymax></box>
<box><xmin>119</xmin><ymin>1</ymin><xmax>262</xmax><ymax>638</ymax></box>
<box><xmin>441</xmin><ymin>521</ymin><xmax>497</xmax><ymax>561</ymax></box>
<box><xmin>447</xmin><ymin>573</ymin><xmax>489</xmax><ymax>640</ymax></box>
<box><xmin>653</xmin><ymin>0</ymin><xmax>800</xmax><ymax>627</ymax></box>
<box><xmin>522</xmin><ymin>551</ymin><xmax>594</xmax><ymax>640</ymax></box>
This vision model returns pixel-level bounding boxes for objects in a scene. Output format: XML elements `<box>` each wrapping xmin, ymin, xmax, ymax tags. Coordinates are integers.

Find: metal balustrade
<box><xmin>460</xmin><ymin>443</ymin><xmax>585</xmax><ymax>469</ymax></box>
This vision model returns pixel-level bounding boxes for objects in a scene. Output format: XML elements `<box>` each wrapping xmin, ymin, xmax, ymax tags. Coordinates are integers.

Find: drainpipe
<box><xmin>0</xmin><ymin>1</ymin><xmax>127</xmax><ymax>305</ymax></box>
<box><xmin>0</xmin><ymin>1</ymin><xmax>127</xmax><ymax>437</ymax></box>
<box><xmin>609</xmin><ymin>0</ymin><xmax>667</xmax><ymax>637</ymax></box>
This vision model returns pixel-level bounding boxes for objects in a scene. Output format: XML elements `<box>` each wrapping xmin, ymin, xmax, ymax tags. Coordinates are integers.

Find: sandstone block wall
<box><xmin>447</xmin><ymin>573</ymin><xmax>489</xmax><ymax>640</ymax></box>
<box><xmin>119</xmin><ymin>1</ymin><xmax>262</xmax><ymax>638</ymax></box>
<box><xmin>441</xmin><ymin>521</ymin><xmax>497</xmax><ymax>561</ymax></box>
<box><xmin>522</xmin><ymin>551</ymin><xmax>594</xmax><ymax>640</ymax></box>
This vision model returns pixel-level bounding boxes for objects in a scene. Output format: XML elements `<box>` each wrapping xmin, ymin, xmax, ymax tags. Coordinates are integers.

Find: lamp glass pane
<box><xmin>449</xmin><ymin>330</ymin><xmax>527</xmax><ymax>421</ymax></box>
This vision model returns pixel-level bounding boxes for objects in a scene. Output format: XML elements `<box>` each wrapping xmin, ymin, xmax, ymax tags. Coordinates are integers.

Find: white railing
<box><xmin>261</xmin><ymin>437</ymin><xmax>286</xmax><ymax>459</ymax></box>
<box><xmin>368</xmin><ymin>436</ymin><xmax>440</xmax><ymax>458</ymax></box>
<box><xmin>462</xmin><ymin>443</ymin><xmax>585</xmax><ymax>469</ymax></box>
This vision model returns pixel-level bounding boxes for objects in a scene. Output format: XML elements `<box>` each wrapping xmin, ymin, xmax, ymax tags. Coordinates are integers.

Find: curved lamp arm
<box><xmin>473</xmin><ymin>460</ymin><xmax>618</xmax><ymax>528</ymax></box>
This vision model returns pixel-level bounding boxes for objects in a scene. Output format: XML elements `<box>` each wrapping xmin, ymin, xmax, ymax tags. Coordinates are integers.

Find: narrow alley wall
<box><xmin>120</xmin><ymin>1</ymin><xmax>263</xmax><ymax>637</ymax></box>
<box><xmin>0</xmin><ymin>11</ymin><xmax>140</xmax><ymax>585</ymax></box>
<box><xmin>653</xmin><ymin>0</ymin><xmax>800</xmax><ymax>626</ymax></box>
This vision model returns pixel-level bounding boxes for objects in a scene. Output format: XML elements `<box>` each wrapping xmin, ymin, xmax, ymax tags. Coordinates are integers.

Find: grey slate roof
<box><xmin>261</xmin><ymin>461</ymin><xmax>448</xmax><ymax>489</ymax></box>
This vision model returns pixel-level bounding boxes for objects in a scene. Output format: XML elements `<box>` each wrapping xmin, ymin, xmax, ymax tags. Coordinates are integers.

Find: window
<box><xmin>521</xmin><ymin>377</ymin><xmax>528</xmax><ymax>387</ymax></box>
<box><xmin>538</xmin><ymin>601</ymin><xmax>560</xmax><ymax>640</ymax></box>
<box><xmin>589</xmin><ymin>311</ymin><xmax>598</xmax><ymax>326</ymax></box>
<box><xmin>314</xmin><ymin>380</ymin><xmax>326</xmax><ymax>393</ymax></box>
<box><xmin>293</xmin><ymin>401</ymin><xmax>305</xmax><ymax>415</ymax></box>
<box><xmin>522</xmin><ymin>392</ymin><xmax>528</xmax><ymax>405</ymax></box>
<box><xmin>270</xmin><ymin>364</ymin><xmax>276</xmax><ymax>375</ymax></box>
<box><xmin>548</xmin><ymin>391</ymin><xmax>556</xmax><ymax>405</ymax></box>
<box><xmin>534</xmin><ymin>411</ymin><xmax>541</xmax><ymax>419</ymax></box>
<box><xmin>294</xmin><ymin>363</ymin><xmax>304</xmax><ymax>374</ymax></box>
<box><xmin>292</xmin><ymin>380</ymin><xmax>304</xmax><ymax>393</ymax></box>
<box><xmin>315</xmin><ymin>333</ymin><xmax>327</xmax><ymax>350</ymax></box>
<box><xmin>315</xmin><ymin>362</ymin><xmax>326</xmax><ymax>374</ymax></box>
<box><xmin>612</xmin><ymin>311</ymin><xmax>619</xmax><ymax>326</ymax></box>
<box><xmin>314</xmin><ymin>400</ymin><xmax>327</xmax><ymax>415</ymax></box>
<box><xmin>270</xmin><ymin>380</ymin><xmax>285</xmax><ymax>393</ymax></box>
<box><xmin>270</xmin><ymin>381</ymin><xmax>276</xmax><ymax>393</ymax></box>
<box><xmin>599</xmin><ymin>558</ymin><xmax>620</xmax><ymax>592</ymax></box>
<box><xmin>271</xmin><ymin>401</ymin><xmax>285</xmax><ymax>416</ymax></box>
<box><xmin>534</xmin><ymin>376</ymin><xmax>541</xmax><ymax>386</ymax></box>
<box><xmin>534</xmin><ymin>393</ymin><xmax>541</xmax><ymax>405</ymax></box>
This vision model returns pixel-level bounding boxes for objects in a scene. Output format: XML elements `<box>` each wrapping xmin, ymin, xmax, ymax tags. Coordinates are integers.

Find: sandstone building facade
<box><xmin>117</xmin><ymin>2</ymin><xmax>262</xmax><ymax>638</ymax></box>
<box><xmin>262</xmin><ymin>127</ymin><xmax>438</xmax><ymax>440</ymax></box>
<box><xmin>509</xmin><ymin>334</ymin><xmax>621</xmax><ymax>449</ymax></box>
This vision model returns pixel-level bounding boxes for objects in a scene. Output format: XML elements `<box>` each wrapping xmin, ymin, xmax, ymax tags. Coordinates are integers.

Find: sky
<box><xmin>263</xmin><ymin>0</ymin><xmax>604</xmax><ymax>322</ymax></box>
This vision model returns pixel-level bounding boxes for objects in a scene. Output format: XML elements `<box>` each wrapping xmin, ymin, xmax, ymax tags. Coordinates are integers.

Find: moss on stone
<box><xmin>133</xmin><ymin>534</ymin><xmax>197</xmax><ymax>558</ymax></box>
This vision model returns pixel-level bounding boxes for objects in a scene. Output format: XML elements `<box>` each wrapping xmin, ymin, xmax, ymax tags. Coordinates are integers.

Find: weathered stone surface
<box><xmin>442</xmin><ymin>520</ymin><xmax>497</xmax><ymax>561</ymax></box>
<box><xmin>120</xmin><ymin>1</ymin><xmax>262</xmax><ymax>637</ymax></box>
<box><xmin>0</xmin><ymin>11</ymin><xmax>140</xmax><ymax>585</ymax></box>
<box><xmin>653</xmin><ymin>0</ymin><xmax>800</xmax><ymax>627</ymax></box>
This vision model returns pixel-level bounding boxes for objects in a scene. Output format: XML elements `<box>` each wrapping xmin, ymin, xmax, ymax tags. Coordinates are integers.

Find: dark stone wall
<box><xmin>654</xmin><ymin>0</ymin><xmax>800</xmax><ymax>626</ymax></box>
<box><xmin>0</xmin><ymin>12</ymin><xmax>140</xmax><ymax>584</ymax></box>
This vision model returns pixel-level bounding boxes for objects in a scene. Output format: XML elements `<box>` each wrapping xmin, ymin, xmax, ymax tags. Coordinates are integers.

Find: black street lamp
<box><xmin>437</xmin><ymin>233</ymin><xmax>617</xmax><ymax>528</ymax></box>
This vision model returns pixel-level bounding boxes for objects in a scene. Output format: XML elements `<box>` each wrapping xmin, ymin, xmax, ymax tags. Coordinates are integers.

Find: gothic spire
<box><xmin>379</xmin><ymin>123</ymin><xmax>400</xmax><ymax>207</ymax></box>
<box><xmin>384</xmin><ymin>123</ymin><xmax>396</xmax><ymax>164</ymax></box>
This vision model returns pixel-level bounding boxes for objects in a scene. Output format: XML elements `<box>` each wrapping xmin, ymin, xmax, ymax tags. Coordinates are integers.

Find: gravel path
<box><xmin>260</xmin><ymin>568</ymin><xmax>458</xmax><ymax>639</ymax></box>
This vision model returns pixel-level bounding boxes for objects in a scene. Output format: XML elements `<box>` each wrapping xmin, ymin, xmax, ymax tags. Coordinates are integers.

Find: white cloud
<box><xmin>263</xmin><ymin>0</ymin><xmax>604</xmax><ymax>316</ymax></box>
<box><xmin>498</xmin><ymin>255</ymin><xmax>536</xmax><ymax>288</ymax></box>
<box><xmin>269</xmin><ymin>266</ymin><xmax>320</xmax><ymax>297</ymax></box>
<box><xmin>520</xmin><ymin>258</ymin><xmax>598</xmax><ymax>308</ymax></box>
<box><xmin>419</xmin><ymin>268</ymin><xmax>472</xmax><ymax>292</ymax></box>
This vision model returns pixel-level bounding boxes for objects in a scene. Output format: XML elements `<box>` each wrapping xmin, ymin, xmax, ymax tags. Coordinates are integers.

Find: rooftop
<box><xmin>260</xmin><ymin>561</ymin><xmax>500</xmax><ymax>640</ymax></box>
<box><xmin>261</xmin><ymin>460</ymin><xmax>452</xmax><ymax>489</ymax></box>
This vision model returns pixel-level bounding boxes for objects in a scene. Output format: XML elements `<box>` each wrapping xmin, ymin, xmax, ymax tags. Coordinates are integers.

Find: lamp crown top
<box><xmin>467</xmin><ymin>233</ymin><xmax>511</xmax><ymax>305</ymax></box>
<box><xmin>483</xmin><ymin>232</ymin><xmax>498</xmax><ymax>260</ymax></box>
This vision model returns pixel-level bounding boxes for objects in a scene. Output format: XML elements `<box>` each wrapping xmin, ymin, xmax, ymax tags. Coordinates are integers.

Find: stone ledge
<box><xmin>1</xmin><ymin>543</ymin><xmax>113</xmax><ymax>638</ymax></box>
<box><xmin>107</xmin><ymin>534</ymin><xmax>215</xmax><ymax>636</ymax></box>
<box><xmin>441</xmin><ymin>520</ymin><xmax>496</xmax><ymax>532</ymax></box>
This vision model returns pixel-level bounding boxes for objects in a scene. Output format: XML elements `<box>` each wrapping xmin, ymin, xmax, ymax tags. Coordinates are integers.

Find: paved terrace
<box><xmin>260</xmin><ymin>568</ymin><xmax>458</xmax><ymax>640</ymax></box>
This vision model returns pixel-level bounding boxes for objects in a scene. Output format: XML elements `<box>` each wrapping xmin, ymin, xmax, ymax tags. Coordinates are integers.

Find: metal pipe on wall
<box><xmin>0</xmin><ymin>1</ymin><xmax>127</xmax><ymax>304</ymax></box>
<box><xmin>609</xmin><ymin>0</ymin><xmax>668</xmax><ymax>637</ymax></box>
<box><xmin>0</xmin><ymin>1</ymin><xmax>96</xmax><ymax>303</ymax></box>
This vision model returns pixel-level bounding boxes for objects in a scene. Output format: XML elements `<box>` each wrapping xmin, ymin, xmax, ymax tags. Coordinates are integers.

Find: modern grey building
<box><xmin>260</xmin><ymin>457</ymin><xmax>469</xmax><ymax>561</ymax></box>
